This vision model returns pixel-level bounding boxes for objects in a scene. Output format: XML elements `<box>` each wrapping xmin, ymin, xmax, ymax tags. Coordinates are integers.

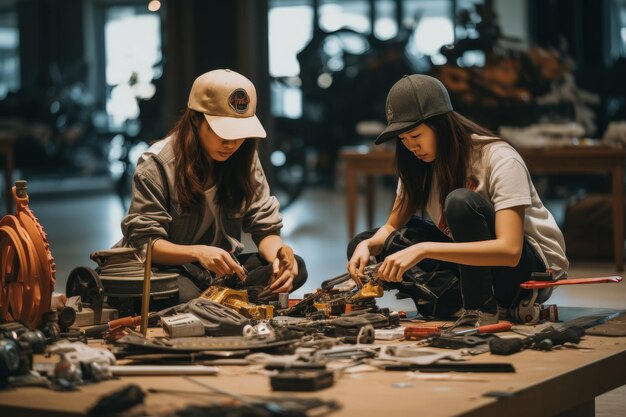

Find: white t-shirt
<box><xmin>397</xmin><ymin>135</ymin><xmax>569</xmax><ymax>275</ymax></box>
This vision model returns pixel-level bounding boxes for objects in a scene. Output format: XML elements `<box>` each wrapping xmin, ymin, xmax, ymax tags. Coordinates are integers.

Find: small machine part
<box><xmin>40</xmin><ymin>310</ymin><xmax>61</xmax><ymax>343</ymax></box>
<box><xmin>270</xmin><ymin>369</ymin><xmax>334</xmax><ymax>392</ymax></box>
<box><xmin>161</xmin><ymin>313</ymin><xmax>206</xmax><ymax>338</ymax></box>
<box><xmin>299</xmin><ymin>315</ymin><xmax>381</xmax><ymax>344</ymax></box>
<box><xmin>264</xmin><ymin>362</ymin><xmax>327</xmax><ymax>371</ymax></box>
<box><xmin>541</xmin><ymin>304</ymin><xmax>558</xmax><ymax>322</ymax></box>
<box><xmin>47</xmin><ymin>341</ymin><xmax>116</xmax><ymax>382</ymax></box>
<box><xmin>201</xmin><ymin>286</ymin><xmax>274</xmax><ymax>320</ymax></box>
<box><xmin>0</xmin><ymin>322</ymin><xmax>47</xmax><ymax>387</ymax></box>
<box><xmin>57</xmin><ymin>307</ymin><xmax>77</xmax><ymax>330</ymax></box>
<box><xmin>66</xmin><ymin>266</ymin><xmax>104</xmax><ymax>321</ymax></box>
<box><xmin>64</xmin><ymin>294</ymin><xmax>118</xmax><ymax>327</ymax></box>
<box><xmin>270</xmin><ymin>316</ymin><xmax>309</xmax><ymax>327</ymax></box>
<box><xmin>0</xmin><ymin>339</ymin><xmax>21</xmax><ymax>387</ymax></box>
<box><xmin>1</xmin><ymin>322</ymin><xmax>48</xmax><ymax>354</ymax></box>
<box><xmin>242</xmin><ymin>322</ymin><xmax>275</xmax><ymax>339</ymax></box>
<box><xmin>278</xmin><ymin>293</ymin><xmax>289</xmax><ymax>309</ymax></box>
<box><xmin>155</xmin><ymin>298</ymin><xmax>249</xmax><ymax>337</ymax></box>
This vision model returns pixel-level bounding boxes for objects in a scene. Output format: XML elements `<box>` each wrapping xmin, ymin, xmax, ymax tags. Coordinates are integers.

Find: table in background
<box><xmin>340</xmin><ymin>147</ymin><xmax>395</xmax><ymax>239</ymax></box>
<box><xmin>339</xmin><ymin>145</ymin><xmax>626</xmax><ymax>272</ymax></box>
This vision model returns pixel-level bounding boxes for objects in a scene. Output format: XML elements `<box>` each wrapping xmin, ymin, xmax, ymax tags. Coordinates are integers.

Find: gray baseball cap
<box><xmin>375</xmin><ymin>74</ymin><xmax>453</xmax><ymax>144</ymax></box>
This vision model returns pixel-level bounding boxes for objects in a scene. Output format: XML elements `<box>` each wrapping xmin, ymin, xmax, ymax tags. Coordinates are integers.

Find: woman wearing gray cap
<box><xmin>113</xmin><ymin>69</ymin><xmax>307</xmax><ymax>303</ymax></box>
<box><xmin>347</xmin><ymin>74</ymin><xmax>567</xmax><ymax>327</ymax></box>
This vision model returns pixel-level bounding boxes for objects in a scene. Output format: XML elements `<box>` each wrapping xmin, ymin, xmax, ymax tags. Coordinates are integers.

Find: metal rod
<box><xmin>141</xmin><ymin>238</ymin><xmax>153</xmax><ymax>336</ymax></box>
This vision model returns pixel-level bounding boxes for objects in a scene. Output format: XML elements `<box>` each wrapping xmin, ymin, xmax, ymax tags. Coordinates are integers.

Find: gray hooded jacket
<box><xmin>114</xmin><ymin>136</ymin><xmax>282</xmax><ymax>260</ymax></box>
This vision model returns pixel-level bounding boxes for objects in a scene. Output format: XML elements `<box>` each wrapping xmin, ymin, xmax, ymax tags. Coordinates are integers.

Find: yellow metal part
<box><xmin>200</xmin><ymin>286</ymin><xmax>274</xmax><ymax>320</ymax></box>
<box><xmin>350</xmin><ymin>281</ymin><xmax>384</xmax><ymax>302</ymax></box>
<box><xmin>312</xmin><ymin>302</ymin><xmax>331</xmax><ymax>318</ymax></box>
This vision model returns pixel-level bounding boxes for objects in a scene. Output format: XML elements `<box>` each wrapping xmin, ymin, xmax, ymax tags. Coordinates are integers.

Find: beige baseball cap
<box><xmin>187</xmin><ymin>69</ymin><xmax>267</xmax><ymax>140</ymax></box>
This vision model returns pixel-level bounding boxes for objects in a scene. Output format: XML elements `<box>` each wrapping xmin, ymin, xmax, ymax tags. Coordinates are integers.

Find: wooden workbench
<box><xmin>1</xmin><ymin>327</ymin><xmax>624</xmax><ymax>417</ymax></box>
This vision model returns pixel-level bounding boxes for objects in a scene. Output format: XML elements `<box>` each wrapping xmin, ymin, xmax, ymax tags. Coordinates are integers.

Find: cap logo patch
<box><xmin>229</xmin><ymin>89</ymin><xmax>249</xmax><ymax>114</ymax></box>
<box><xmin>387</xmin><ymin>104</ymin><xmax>394</xmax><ymax>122</ymax></box>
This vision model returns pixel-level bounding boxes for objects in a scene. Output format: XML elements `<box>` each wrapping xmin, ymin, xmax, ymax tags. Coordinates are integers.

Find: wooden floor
<box><xmin>18</xmin><ymin>184</ymin><xmax>626</xmax><ymax>415</ymax></box>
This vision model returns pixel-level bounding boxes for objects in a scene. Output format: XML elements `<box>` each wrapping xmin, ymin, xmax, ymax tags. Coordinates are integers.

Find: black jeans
<box><xmin>347</xmin><ymin>188</ymin><xmax>545</xmax><ymax>311</ymax></box>
<box><xmin>177</xmin><ymin>252</ymin><xmax>308</xmax><ymax>303</ymax></box>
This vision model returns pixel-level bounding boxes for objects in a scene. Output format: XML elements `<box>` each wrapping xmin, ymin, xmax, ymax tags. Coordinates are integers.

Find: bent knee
<box><xmin>443</xmin><ymin>188</ymin><xmax>474</xmax><ymax>218</ymax></box>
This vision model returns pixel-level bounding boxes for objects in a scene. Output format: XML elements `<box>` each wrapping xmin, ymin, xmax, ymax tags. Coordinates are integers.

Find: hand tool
<box><xmin>490</xmin><ymin>310</ymin><xmax>621</xmax><ymax>355</ymax></box>
<box><xmin>516</xmin><ymin>274</ymin><xmax>622</xmax><ymax>324</ymax></box>
<box><xmin>404</xmin><ymin>321</ymin><xmax>512</xmax><ymax>340</ymax></box>
<box><xmin>490</xmin><ymin>327</ymin><xmax>584</xmax><ymax>355</ymax></box>
<box><xmin>83</xmin><ymin>315</ymin><xmax>143</xmax><ymax>338</ymax></box>
<box><xmin>520</xmin><ymin>276</ymin><xmax>622</xmax><ymax>289</ymax></box>
<box><xmin>381</xmin><ymin>363</ymin><xmax>515</xmax><ymax>373</ymax></box>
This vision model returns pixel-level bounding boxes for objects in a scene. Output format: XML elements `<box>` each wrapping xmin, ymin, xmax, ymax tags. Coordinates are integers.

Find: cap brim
<box><xmin>374</xmin><ymin>121</ymin><xmax>421</xmax><ymax>144</ymax></box>
<box><xmin>204</xmin><ymin>114</ymin><xmax>267</xmax><ymax>140</ymax></box>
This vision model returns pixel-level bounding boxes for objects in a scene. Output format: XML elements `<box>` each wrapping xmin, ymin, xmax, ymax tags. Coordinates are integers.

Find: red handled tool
<box><xmin>516</xmin><ymin>275</ymin><xmax>623</xmax><ymax>324</ymax></box>
<box><xmin>83</xmin><ymin>315</ymin><xmax>142</xmax><ymax>339</ymax></box>
<box><xmin>404</xmin><ymin>326</ymin><xmax>441</xmax><ymax>340</ymax></box>
<box><xmin>404</xmin><ymin>321</ymin><xmax>512</xmax><ymax>340</ymax></box>
<box><xmin>520</xmin><ymin>276</ymin><xmax>622</xmax><ymax>289</ymax></box>
<box><xmin>453</xmin><ymin>321</ymin><xmax>512</xmax><ymax>335</ymax></box>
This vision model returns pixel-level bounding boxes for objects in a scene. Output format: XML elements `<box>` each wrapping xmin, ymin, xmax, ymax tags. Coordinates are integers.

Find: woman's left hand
<box><xmin>378</xmin><ymin>243</ymin><xmax>427</xmax><ymax>282</ymax></box>
<box><xmin>269</xmin><ymin>245</ymin><xmax>298</xmax><ymax>293</ymax></box>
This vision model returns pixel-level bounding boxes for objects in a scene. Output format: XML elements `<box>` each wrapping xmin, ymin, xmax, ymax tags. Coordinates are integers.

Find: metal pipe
<box><xmin>141</xmin><ymin>238</ymin><xmax>153</xmax><ymax>336</ymax></box>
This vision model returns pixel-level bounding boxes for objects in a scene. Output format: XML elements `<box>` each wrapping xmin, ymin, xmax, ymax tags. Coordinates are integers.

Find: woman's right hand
<box><xmin>347</xmin><ymin>240</ymin><xmax>371</xmax><ymax>279</ymax></box>
<box><xmin>194</xmin><ymin>246</ymin><xmax>246</xmax><ymax>280</ymax></box>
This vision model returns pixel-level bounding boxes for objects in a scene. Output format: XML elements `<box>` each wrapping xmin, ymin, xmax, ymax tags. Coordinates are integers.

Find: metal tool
<box><xmin>140</xmin><ymin>238</ymin><xmax>153</xmax><ymax>336</ymax></box>
<box><xmin>404</xmin><ymin>322</ymin><xmax>512</xmax><ymax>340</ymax></box>
<box><xmin>516</xmin><ymin>274</ymin><xmax>623</xmax><ymax>324</ymax></box>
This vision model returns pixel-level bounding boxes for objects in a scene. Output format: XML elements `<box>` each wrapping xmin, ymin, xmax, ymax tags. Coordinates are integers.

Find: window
<box><xmin>103</xmin><ymin>5</ymin><xmax>162</xmax><ymax>128</ymax></box>
<box><xmin>0</xmin><ymin>11</ymin><xmax>19</xmax><ymax>100</ymax></box>
<box><xmin>609</xmin><ymin>0</ymin><xmax>626</xmax><ymax>59</ymax></box>
<box><xmin>267</xmin><ymin>0</ymin><xmax>485</xmax><ymax>118</ymax></box>
<box><xmin>268</xmin><ymin>2</ymin><xmax>312</xmax><ymax>119</ymax></box>
<box><xmin>404</xmin><ymin>0</ymin><xmax>454</xmax><ymax>61</ymax></box>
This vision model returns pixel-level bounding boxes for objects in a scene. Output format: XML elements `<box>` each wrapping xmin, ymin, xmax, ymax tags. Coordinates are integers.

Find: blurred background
<box><xmin>0</xmin><ymin>0</ymin><xmax>626</xmax><ymax>311</ymax></box>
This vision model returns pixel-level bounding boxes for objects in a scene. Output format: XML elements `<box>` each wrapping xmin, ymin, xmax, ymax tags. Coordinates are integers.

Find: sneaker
<box><xmin>450</xmin><ymin>308</ymin><xmax>499</xmax><ymax>330</ymax></box>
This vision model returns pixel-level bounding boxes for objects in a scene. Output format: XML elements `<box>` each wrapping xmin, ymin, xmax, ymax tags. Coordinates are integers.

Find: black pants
<box><xmin>347</xmin><ymin>188</ymin><xmax>545</xmax><ymax>311</ymax></box>
<box><xmin>177</xmin><ymin>252</ymin><xmax>308</xmax><ymax>303</ymax></box>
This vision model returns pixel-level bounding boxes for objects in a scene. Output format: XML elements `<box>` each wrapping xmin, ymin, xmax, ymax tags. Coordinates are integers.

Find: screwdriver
<box><xmin>404</xmin><ymin>322</ymin><xmax>512</xmax><ymax>341</ymax></box>
<box><xmin>83</xmin><ymin>315</ymin><xmax>143</xmax><ymax>338</ymax></box>
<box><xmin>453</xmin><ymin>322</ymin><xmax>513</xmax><ymax>335</ymax></box>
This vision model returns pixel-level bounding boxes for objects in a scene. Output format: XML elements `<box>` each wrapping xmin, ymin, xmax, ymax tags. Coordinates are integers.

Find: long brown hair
<box><xmin>171</xmin><ymin>109</ymin><xmax>258</xmax><ymax>212</ymax></box>
<box><xmin>395</xmin><ymin>111</ymin><xmax>500</xmax><ymax>216</ymax></box>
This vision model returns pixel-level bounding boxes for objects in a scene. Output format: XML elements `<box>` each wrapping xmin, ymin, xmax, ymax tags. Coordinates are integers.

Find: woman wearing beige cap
<box><xmin>115</xmin><ymin>69</ymin><xmax>307</xmax><ymax>303</ymax></box>
<box><xmin>347</xmin><ymin>74</ymin><xmax>567</xmax><ymax>328</ymax></box>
